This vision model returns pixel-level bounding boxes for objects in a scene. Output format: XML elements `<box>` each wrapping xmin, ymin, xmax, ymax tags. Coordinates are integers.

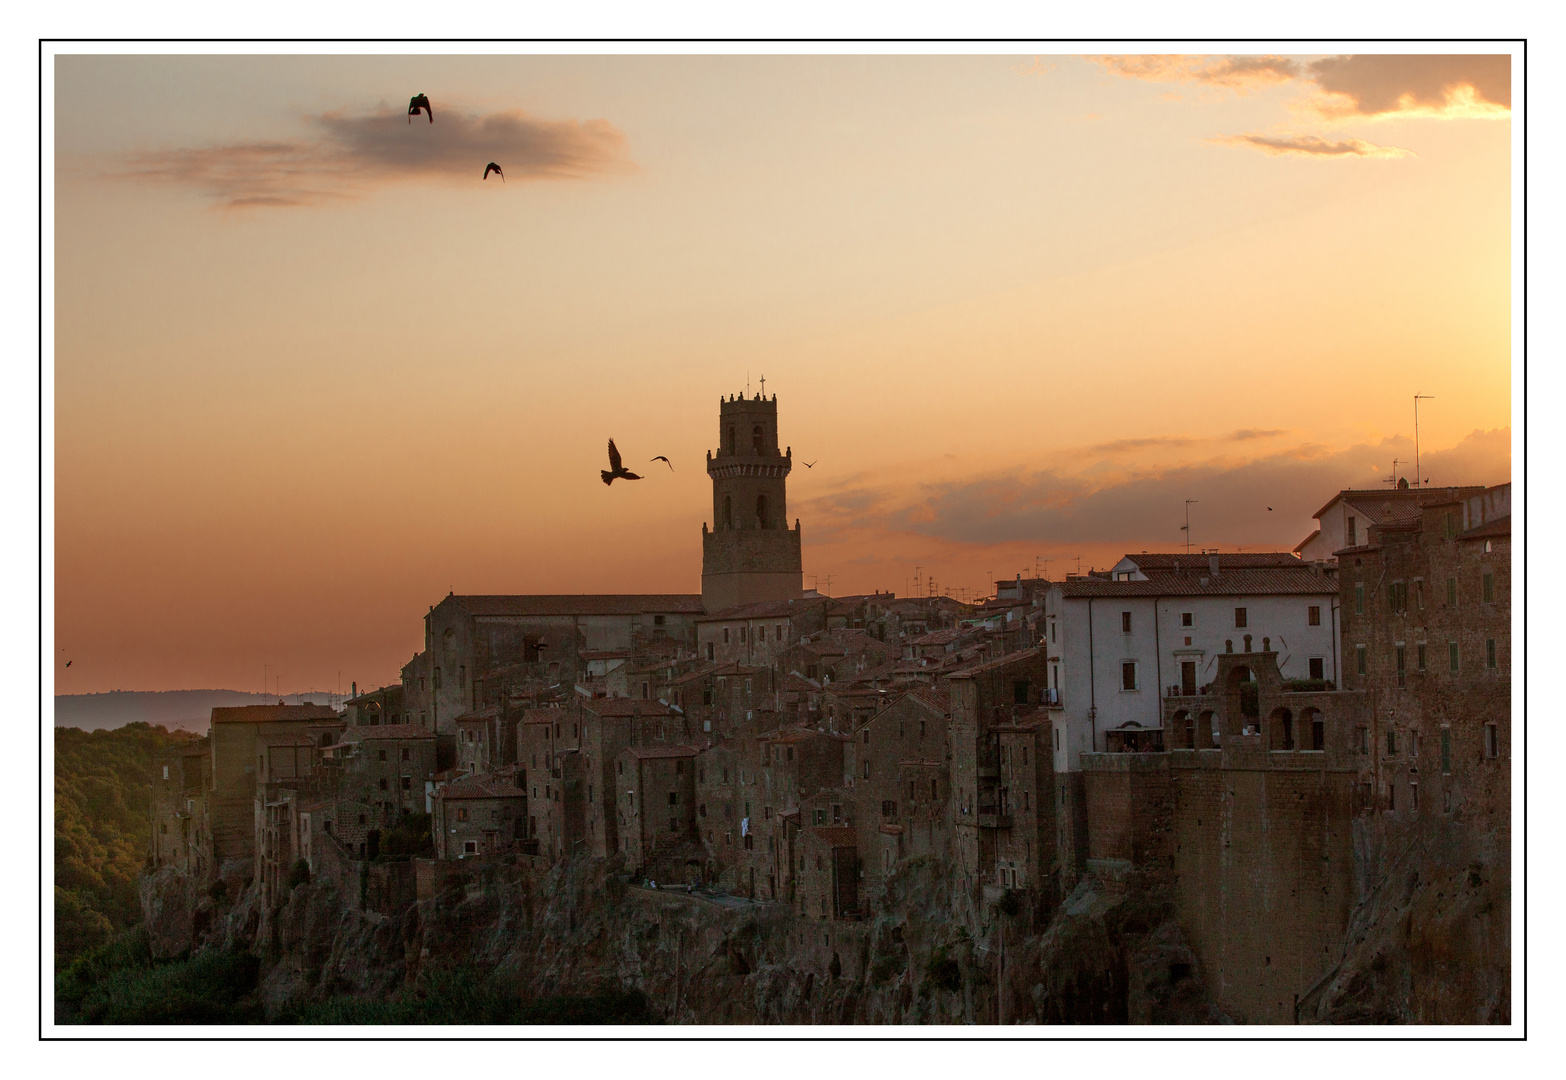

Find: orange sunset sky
<box><xmin>52</xmin><ymin>50</ymin><xmax>1514</xmax><ymax>698</ymax></box>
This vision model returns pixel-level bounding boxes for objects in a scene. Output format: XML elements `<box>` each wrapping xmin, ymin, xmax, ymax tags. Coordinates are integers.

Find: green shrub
<box><xmin>60</xmin><ymin>946</ymin><xmax>262</xmax><ymax>1025</ymax></box>
<box><xmin>924</xmin><ymin>948</ymin><xmax>962</xmax><ymax>994</ymax></box>
<box><xmin>379</xmin><ymin>813</ymin><xmax>434</xmax><ymax>859</ymax></box>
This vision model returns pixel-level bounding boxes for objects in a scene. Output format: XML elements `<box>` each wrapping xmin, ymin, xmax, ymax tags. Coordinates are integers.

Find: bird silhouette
<box><xmin>65</xmin><ymin>660</ymin><xmax>72</xmax><ymax>668</ymax></box>
<box><xmin>601</xmin><ymin>439</ymin><xmax>643</xmax><ymax>485</ymax></box>
<box><xmin>483</xmin><ymin>162</ymin><xmax>504</xmax><ymax>181</ymax></box>
<box><xmin>803</xmin><ymin>460</ymin><xmax>817</xmax><ymax>468</ymax></box>
<box><xmin>1267</xmin><ymin>507</ymin><xmax>1274</xmax><ymax>511</ymax></box>
<box><xmin>651</xmin><ymin>456</ymin><xmax>673</xmax><ymax>471</ymax></box>
<box><xmin>408</xmin><ymin>93</ymin><xmax>433</xmax><ymax>124</ymax></box>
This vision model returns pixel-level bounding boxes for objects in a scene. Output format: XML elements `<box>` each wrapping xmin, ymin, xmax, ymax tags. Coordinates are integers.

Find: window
<box><xmin>379</xmin><ymin>778</ymin><xmax>388</xmax><ymax>790</ymax></box>
<box><xmin>433</xmin><ymin>667</ymin><xmax>441</xmax><ymax>690</ymax></box>
<box><xmin>1234</xmin><ymin>607</ymin><xmax>1248</xmax><ymax>628</ymax></box>
<box><xmin>457</xmin><ymin>807</ymin><xmax>469</xmax><ymax>822</ymax></box>
<box><xmin>1411</xmin><ymin>781</ymin><xmax>1419</xmax><ymax>813</ymax></box>
<box><xmin>863</xmin><ymin>729</ymin><xmax>870</xmax><ymax>744</ymax></box>
<box><xmin>1417</xmin><ymin>643</ymin><xmax>1427</xmax><ymax>671</ymax></box>
<box><xmin>1121</xmin><ymin>611</ymin><xmax>1132</xmax><ymax>633</ymax></box>
<box><xmin>1487</xmin><ymin>639</ymin><xmax>1497</xmax><ymax>669</ymax></box>
<box><xmin>402</xmin><ymin>776</ymin><xmax>411</xmax><ymax>790</ymax></box>
<box><xmin>739</xmin><ymin>626</ymin><xmax>747</xmax><ymax>643</ymax></box>
<box><xmin>863</xmin><ymin>761</ymin><xmax>871</xmax><ymax>779</ymax></box>
<box><xmin>1347</xmin><ymin>515</ymin><xmax>1357</xmax><ymax>546</ymax></box>
<box><xmin>464</xmin><ymin>840</ymin><xmax>477</xmax><ymax>855</ymax></box>
<box><xmin>1308</xmin><ymin>605</ymin><xmax>1321</xmax><ymax>626</ymax></box>
<box><xmin>1396</xmin><ymin>644</ymin><xmax>1406</xmax><ymax>688</ymax></box>
<box><xmin>1446</xmin><ymin>577</ymin><xmax>1457</xmax><ymax>606</ymax></box>
<box><xmin>1356</xmin><ymin>644</ymin><xmax>1367</xmax><ymax>675</ymax></box>
<box><xmin>1357</xmin><ymin>726</ymin><xmax>1369</xmax><ymax>755</ymax></box>
<box><xmin>1051</xmin><ymin>622</ymin><xmax>1057</xmax><ymax>642</ymax></box>
<box><xmin>1388</xmin><ymin>581</ymin><xmax>1407</xmax><ymax>613</ymax></box>
<box><xmin>814</xmin><ymin>808</ymin><xmax>825</xmax><ymax>825</ymax></box>
<box><xmin>1387</xmin><ymin>780</ymin><xmax>1396</xmax><ymax>812</ymax></box>
<box><xmin>1443</xmin><ymin>511</ymin><xmax>1457</xmax><ymax>539</ymax></box>
<box><xmin>162</xmin><ymin>764</ymin><xmax>169</xmax><ymax>780</ymax></box>
<box><xmin>723</xmin><ymin>627</ymin><xmax>730</xmax><ymax>644</ymax></box>
<box><xmin>1485</xmin><ymin>724</ymin><xmax>1498</xmax><ymax>758</ymax></box>
<box><xmin>723</xmin><ymin>494</ymin><xmax>733</xmax><ymax>529</ymax></box>
<box><xmin>1415</xmin><ymin>580</ymin><xmax>1425</xmax><ymax>609</ymax></box>
<box><xmin>1448</xmin><ymin>641</ymin><xmax>1460</xmax><ymax>673</ymax></box>
<box><xmin>1440</xmin><ymin>728</ymin><xmax>1451</xmax><ymax>773</ymax></box>
<box><xmin>669</xmin><ymin>791</ymin><xmax>678</xmax><ymax>806</ymax></box>
<box><xmin>379</xmin><ymin>749</ymin><xmax>387</xmax><ymax>762</ymax></box>
<box><xmin>401</xmin><ymin>747</ymin><xmax>410</xmax><ymax>761</ymax></box>
<box><xmin>1386</xmin><ymin>730</ymin><xmax>1397</xmax><ymax>756</ymax></box>
<box><xmin>1482</xmin><ymin>572</ymin><xmax>1494</xmax><ymax>603</ymax></box>
<box><xmin>1309</xmin><ymin>657</ymin><xmax>1324</xmax><ymax>680</ymax></box>
<box><xmin>1181</xmin><ymin>612</ymin><xmax>1193</xmax><ymax>627</ymax></box>
<box><xmin>1121</xmin><ymin>662</ymin><xmax>1137</xmax><ymax>691</ymax></box>
<box><xmin>1354</xmin><ymin>584</ymin><xmax>1365</xmax><ymax>615</ymax></box>
<box><xmin>919</xmin><ymin>720</ymin><xmax>926</xmax><ymax>738</ymax></box>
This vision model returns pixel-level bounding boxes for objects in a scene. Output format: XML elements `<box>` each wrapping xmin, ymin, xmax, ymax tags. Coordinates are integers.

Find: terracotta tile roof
<box><xmin>1125</xmin><ymin>552</ymin><xmax>1303</xmax><ymax>572</ymax></box>
<box><xmin>904</xmin><ymin>685</ymin><xmax>951</xmax><ymax>715</ymax></box>
<box><xmin>947</xmin><ymin>647</ymin><xmax>1041</xmax><ymax>679</ymax></box>
<box><xmin>453</xmin><ymin>594</ymin><xmax>703</xmax><ymax>617</ymax></box>
<box><xmin>810</xmin><ymin>826</ymin><xmax>858</xmax><ymax>846</ymax></box>
<box><xmin>697</xmin><ymin>597</ymin><xmax>823</xmax><ymax>622</ymax></box>
<box><xmin>910</xmin><ymin>628</ymin><xmax>963</xmax><ymax>647</ymax></box>
<box><xmin>211</xmin><ymin>704</ymin><xmax>338</xmax><ymax>724</ymax></box>
<box><xmin>581</xmin><ymin>650</ymin><xmax>633</xmax><ymax>661</ymax></box>
<box><xmin>1052</xmin><ymin>568</ymin><xmax>1334</xmax><ymax>598</ymax></box>
<box><xmin>342</xmin><ymin>723</ymin><xmax>435</xmax><ymax>741</ymax></box>
<box><xmin>434</xmin><ymin>777</ymin><xmax>527</xmax><ymax>800</ymax></box>
<box><xmin>621</xmin><ymin>744</ymin><xmax>698</xmax><ymax>759</ymax></box>
<box><xmin>259</xmin><ymin>734</ymin><xmax>317</xmax><ymax>747</ymax></box>
<box><xmin>519</xmin><ymin>707</ymin><xmax>566</xmax><ymax>725</ymax></box>
<box><xmin>582</xmin><ymin>698</ymin><xmax>679</xmax><ymax>718</ymax></box>
<box><xmin>454</xmin><ymin>707</ymin><xmax>499</xmax><ymax>724</ymax></box>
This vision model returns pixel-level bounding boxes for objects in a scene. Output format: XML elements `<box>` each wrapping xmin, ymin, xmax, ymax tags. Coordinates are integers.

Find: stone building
<box><xmin>701</xmin><ymin>392</ymin><xmax>805</xmax><ymax>612</ymax></box>
<box><xmin>947</xmin><ymin>648</ymin><xmax>1054</xmax><ymax>906</ymax></box>
<box><xmin>1076</xmin><ymin>649</ymin><xmax>1367</xmax><ymax>1023</ymax></box>
<box><xmin>150</xmin><ymin>737</ymin><xmax>211</xmax><ymax>874</ymax></box>
<box><xmin>1335</xmin><ymin>482</ymin><xmax>1510</xmax><ymax>858</ymax></box>
<box><xmin>1295</xmin><ymin>484</ymin><xmax>1485</xmax><ymax>567</ymax></box>
<box><xmin>431</xmin><ymin>775</ymin><xmax>528</xmax><ymax>860</ymax></box>
<box><xmin>338</xmin><ymin>723</ymin><xmax>438</xmax><ymax>821</ymax></box>
<box><xmin>615</xmin><ymin>744</ymin><xmax>698</xmax><ymax>875</ymax></box>
<box><xmin>795</xmin><ymin>827</ymin><xmax>860</xmax><ymax>921</ymax></box>
<box><xmin>846</xmin><ymin>690</ymin><xmax>950</xmax><ymax>898</ymax></box>
<box><xmin>402</xmin><ymin>593</ymin><xmax>703</xmax><ymax>734</ymax></box>
<box><xmin>342</xmin><ymin>683</ymin><xmax>404</xmax><ymax>727</ymax></box>
<box><xmin>208</xmin><ymin>703</ymin><xmax>340</xmax><ymax>864</ymax></box>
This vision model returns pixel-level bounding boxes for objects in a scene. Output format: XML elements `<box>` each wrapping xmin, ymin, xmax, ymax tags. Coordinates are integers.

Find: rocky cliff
<box><xmin>139</xmin><ymin>854</ymin><xmax>1224</xmax><ymax>1025</ymax></box>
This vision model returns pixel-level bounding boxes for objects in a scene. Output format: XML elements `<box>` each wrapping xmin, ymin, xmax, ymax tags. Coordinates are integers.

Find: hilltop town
<box><xmin>146</xmin><ymin>391</ymin><xmax>1511</xmax><ymax>1024</ymax></box>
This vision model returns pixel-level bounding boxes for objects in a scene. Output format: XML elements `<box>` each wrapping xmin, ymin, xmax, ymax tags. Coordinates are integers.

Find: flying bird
<box><xmin>651</xmin><ymin>456</ymin><xmax>673</xmax><ymax>471</ymax></box>
<box><xmin>408</xmin><ymin>93</ymin><xmax>433</xmax><ymax>124</ymax></box>
<box><xmin>601</xmin><ymin>439</ymin><xmax>643</xmax><ymax>485</ymax></box>
<box><xmin>1267</xmin><ymin>507</ymin><xmax>1274</xmax><ymax>511</ymax></box>
<box><xmin>803</xmin><ymin>460</ymin><xmax>817</xmax><ymax>468</ymax></box>
<box><xmin>483</xmin><ymin>162</ymin><xmax>504</xmax><ymax>181</ymax></box>
<box><xmin>65</xmin><ymin>660</ymin><xmax>72</xmax><ymax>668</ymax></box>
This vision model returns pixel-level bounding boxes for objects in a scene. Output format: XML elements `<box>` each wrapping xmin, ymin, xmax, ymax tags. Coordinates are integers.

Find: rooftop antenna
<box><xmin>1414</xmin><ymin>394</ymin><xmax>1435</xmax><ymax>485</ymax></box>
<box><xmin>1183</xmin><ymin>499</ymin><xmax>1199</xmax><ymax>553</ymax></box>
<box><xmin>1385</xmin><ymin>458</ymin><xmax>1403</xmax><ymax>487</ymax></box>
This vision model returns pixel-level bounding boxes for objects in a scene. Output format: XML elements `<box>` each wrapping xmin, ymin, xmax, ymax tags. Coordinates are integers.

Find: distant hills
<box><xmin>54</xmin><ymin>689</ymin><xmax>342</xmax><ymax>734</ymax></box>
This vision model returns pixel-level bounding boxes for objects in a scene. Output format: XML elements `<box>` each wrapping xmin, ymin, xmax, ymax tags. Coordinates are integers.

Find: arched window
<box><xmin>1270</xmin><ymin>707</ymin><xmax>1294</xmax><ymax>750</ymax></box>
<box><xmin>756</xmin><ymin>494</ymin><xmax>769</xmax><ymax>529</ymax></box>
<box><xmin>727</xmin><ymin>426</ymin><xmax>736</xmax><ymax>454</ymax></box>
<box><xmin>753</xmin><ymin>425</ymin><xmax>764</xmax><ymax>454</ymax></box>
<box><xmin>1305</xmin><ymin>708</ymin><xmax>1325</xmax><ymax>750</ymax></box>
<box><xmin>723</xmin><ymin>495</ymin><xmax>733</xmax><ymax>529</ymax></box>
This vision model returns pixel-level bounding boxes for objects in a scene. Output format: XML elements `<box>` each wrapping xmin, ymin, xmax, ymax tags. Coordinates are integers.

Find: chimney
<box><xmin>1208</xmin><ymin>553</ymin><xmax>1221</xmax><ymax>577</ymax></box>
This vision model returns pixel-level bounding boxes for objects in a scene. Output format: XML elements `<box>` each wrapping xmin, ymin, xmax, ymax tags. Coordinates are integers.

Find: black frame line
<box><xmin>37</xmin><ymin>34</ymin><xmax>1526</xmax><ymax>1044</ymax></box>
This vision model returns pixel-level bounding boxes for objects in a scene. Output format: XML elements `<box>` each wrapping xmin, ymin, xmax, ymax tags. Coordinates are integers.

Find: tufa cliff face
<box><xmin>1300</xmin><ymin>819</ymin><xmax>1511</xmax><ymax>1025</ymax></box>
<box><xmin>140</xmin><ymin>854</ymin><xmax>1223</xmax><ymax>1025</ymax></box>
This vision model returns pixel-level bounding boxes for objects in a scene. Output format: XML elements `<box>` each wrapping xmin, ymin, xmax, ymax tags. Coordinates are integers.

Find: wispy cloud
<box><xmin>1086</xmin><ymin>429</ymin><xmax>1288</xmax><ymax>455</ymax></box>
<box><xmin>1089</xmin><ymin>54</ymin><xmax>1301</xmax><ymax>92</ymax></box>
<box><xmin>120</xmin><ymin>105</ymin><xmax>632</xmax><ymax>208</ymax></box>
<box><xmin>798</xmin><ymin>428</ymin><xmax>1510</xmax><ymax>550</ymax></box>
<box><xmin>1206</xmin><ymin>132</ymin><xmax>1414</xmax><ymax>158</ymax></box>
<box><xmin>1090</xmin><ymin>53</ymin><xmax>1509</xmax><ymax>161</ymax></box>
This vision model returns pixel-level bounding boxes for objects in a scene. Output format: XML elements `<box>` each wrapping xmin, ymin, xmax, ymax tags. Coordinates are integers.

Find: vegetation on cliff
<box><xmin>54</xmin><ymin>723</ymin><xmax>200</xmax><ymax>964</ymax></box>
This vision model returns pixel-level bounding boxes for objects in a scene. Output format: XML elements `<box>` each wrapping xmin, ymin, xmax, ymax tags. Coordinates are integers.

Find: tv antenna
<box><xmin>1414</xmin><ymin>394</ymin><xmax>1435</xmax><ymax>485</ymax></box>
<box><xmin>1385</xmin><ymin>458</ymin><xmax>1403</xmax><ymax>487</ymax></box>
<box><xmin>1182</xmin><ymin>499</ymin><xmax>1199</xmax><ymax>553</ymax></box>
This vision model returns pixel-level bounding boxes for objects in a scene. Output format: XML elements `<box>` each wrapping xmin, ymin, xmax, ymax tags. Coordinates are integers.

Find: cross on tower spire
<box><xmin>759</xmin><ymin>374</ymin><xmax>766</xmax><ymax>398</ymax></box>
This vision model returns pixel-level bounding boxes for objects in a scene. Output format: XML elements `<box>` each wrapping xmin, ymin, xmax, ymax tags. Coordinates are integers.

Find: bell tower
<box><xmin>701</xmin><ymin>391</ymin><xmax>804</xmax><ymax>612</ymax></box>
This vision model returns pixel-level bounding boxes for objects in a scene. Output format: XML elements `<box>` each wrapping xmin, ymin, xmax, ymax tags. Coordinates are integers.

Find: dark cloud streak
<box><xmin>121</xmin><ymin>106</ymin><xmax>631</xmax><ymax>208</ymax></box>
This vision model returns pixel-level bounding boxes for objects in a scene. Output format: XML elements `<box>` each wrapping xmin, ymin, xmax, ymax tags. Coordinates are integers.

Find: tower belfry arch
<box><xmin>701</xmin><ymin>390</ymin><xmax>804</xmax><ymax>612</ymax></box>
